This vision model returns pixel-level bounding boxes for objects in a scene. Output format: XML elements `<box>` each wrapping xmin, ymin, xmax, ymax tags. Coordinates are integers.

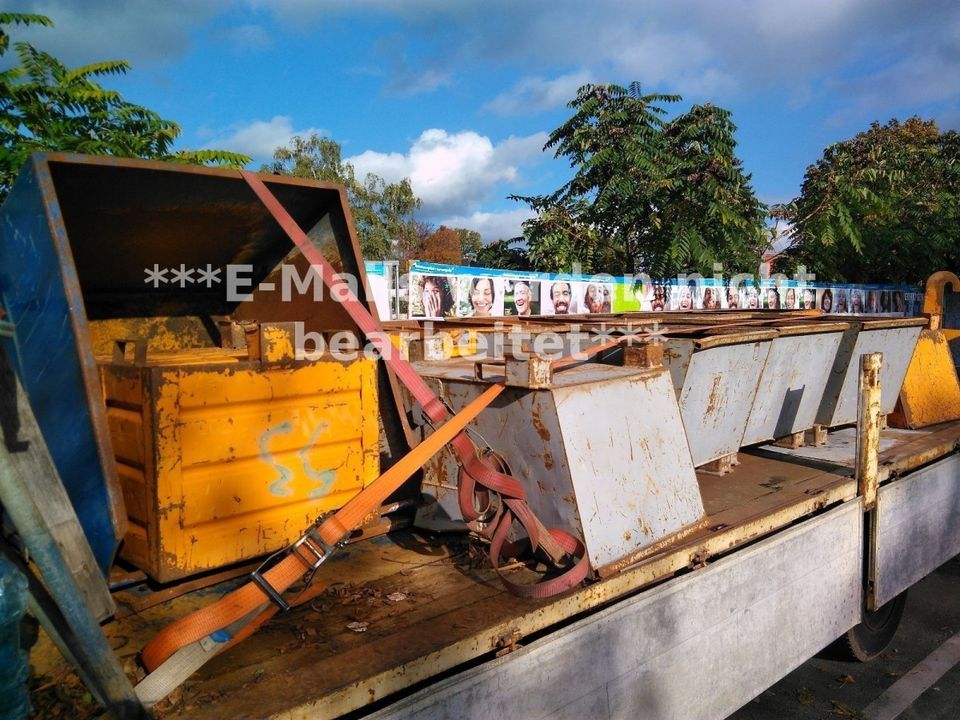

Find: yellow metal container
<box><xmin>99</xmin><ymin>348</ymin><xmax>379</xmax><ymax>582</ymax></box>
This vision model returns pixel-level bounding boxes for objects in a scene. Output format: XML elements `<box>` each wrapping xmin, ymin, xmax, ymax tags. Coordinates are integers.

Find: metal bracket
<box><xmin>249</xmin><ymin>513</ymin><xmax>351</xmax><ymax>612</ymax></box>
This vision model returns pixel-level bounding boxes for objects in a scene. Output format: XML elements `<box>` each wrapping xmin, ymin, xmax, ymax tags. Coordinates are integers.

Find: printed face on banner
<box><xmin>548</xmin><ymin>281</ymin><xmax>573</xmax><ymax>314</ymax></box>
<box><xmin>504</xmin><ymin>279</ymin><xmax>540</xmax><ymax>316</ymax></box>
<box><xmin>673</xmin><ymin>282</ymin><xmax>699</xmax><ymax>310</ymax></box>
<box><xmin>457</xmin><ymin>276</ymin><xmax>503</xmax><ymax>317</ymax></box>
<box><xmin>866</xmin><ymin>290</ymin><xmax>880</xmax><ymax>314</ymax></box>
<box><xmin>724</xmin><ymin>285</ymin><xmax>740</xmax><ymax>309</ymax></box>
<box><xmin>892</xmin><ymin>291</ymin><xmax>906</xmax><ymax>314</ymax></box>
<box><xmin>817</xmin><ymin>288</ymin><xmax>834</xmax><ymax>313</ymax></box>
<box><xmin>701</xmin><ymin>286</ymin><xmax>721</xmax><ymax>310</ymax></box>
<box><xmin>783</xmin><ymin>287</ymin><xmax>797</xmax><ymax>309</ymax></box>
<box><xmin>801</xmin><ymin>288</ymin><xmax>817</xmax><ymax>310</ymax></box>
<box><xmin>833</xmin><ymin>288</ymin><xmax>848</xmax><ymax>314</ymax></box>
<box><xmin>880</xmin><ymin>291</ymin><xmax>891</xmax><ymax>313</ymax></box>
<box><xmin>651</xmin><ymin>283</ymin><xmax>671</xmax><ymax>311</ymax></box>
<box><xmin>411</xmin><ymin>273</ymin><xmax>456</xmax><ymax>318</ymax></box>
<box><xmin>850</xmin><ymin>289</ymin><xmax>864</xmax><ymax>314</ymax></box>
<box><xmin>765</xmin><ymin>287</ymin><xmax>781</xmax><ymax>310</ymax></box>
<box><xmin>579</xmin><ymin>282</ymin><xmax>612</xmax><ymax>313</ymax></box>
<box><xmin>742</xmin><ymin>285</ymin><xmax>760</xmax><ymax>309</ymax></box>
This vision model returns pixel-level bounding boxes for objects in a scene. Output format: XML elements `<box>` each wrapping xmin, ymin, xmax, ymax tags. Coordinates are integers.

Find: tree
<box><xmin>777</xmin><ymin>118</ymin><xmax>960</xmax><ymax>284</ymax></box>
<box><xmin>420</xmin><ymin>225</ymin><xmax>464</xmax><ymax>264</ymax></box>
<box><xmin>475</xmin><ymin>237</ymin><xmax>533</xmax><ymax>270</ymax></box>
<box><xmin>0</xmin><ymin>13</ymin><xmax>249</xmax><ymax>203</ymax></box>
<box><xmin>265</xmin><ymin>133</ymin><xmax>421</xmax><ymax>260</ymax></box>
<box><xmin>513</xmin><ymin>82</ymin><xmax>768</xmax><ymax>277</ymax></box>
<box><xmin>455</xmin><ymin>228</ymin><xmax>484</xmax><ymax>265</ymax></box>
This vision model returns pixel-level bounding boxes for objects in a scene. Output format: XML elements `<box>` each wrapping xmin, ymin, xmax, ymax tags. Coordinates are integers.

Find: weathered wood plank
<box><xmin>0</xmin><ymin>352</ymin><xmax>115</xmax><ymax>620</ymax></box>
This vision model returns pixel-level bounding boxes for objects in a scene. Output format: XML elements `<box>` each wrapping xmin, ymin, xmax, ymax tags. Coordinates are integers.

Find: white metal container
<box><xmin>661</xmin><ymin>330</ymin><xmax>776</xmax><ymax>467</ymax></box>
<box><xmin>816</xmin><ymin>318</ymin><xmax>925</xmax><ymax>427</ymax></box>
<box><xmin>412</xmin><ymin>360</ymin><xmax>705</xmax><ymax>573</ymax></box>
<box><xmin>741</xmin><ymin>323</ymin><xmax>847</xmax><ymax>445</ymax></box>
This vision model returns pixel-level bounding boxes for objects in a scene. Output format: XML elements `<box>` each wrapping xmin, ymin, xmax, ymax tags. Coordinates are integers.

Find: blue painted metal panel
<box><xmin>0</xmin><ymin>156</ymin><xmax>124</xmax><ymax>575</ymax></box>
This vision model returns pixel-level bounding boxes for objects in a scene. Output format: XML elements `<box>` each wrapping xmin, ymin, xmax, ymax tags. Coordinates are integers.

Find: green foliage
<box><xmin>778</xmin><ymin>117</ymin><xmax>960</xmax><ymax>284</ymax></box>
<box><xmin>265</xmin><ymin>133</ymin><xmax>422</xmax><ymax>260</ymax></box>
<box><xmin>0</xmin><ymin>13</ymin><xmax>250</xmax><ymax>203</ymax></box>
<box><xmin>455</xmin><ymin>228</ymin><xmax>484</xmax><ymax>264</ymax></box>
<box><xmin>513</xmin><ymin>82</ymin><xmax>768</xmax><ymax>277</ymax></box>
<box><xmin>475</xmin><ymin>237</ymin><xmax>533</xmax><ymax>271</ymax></box>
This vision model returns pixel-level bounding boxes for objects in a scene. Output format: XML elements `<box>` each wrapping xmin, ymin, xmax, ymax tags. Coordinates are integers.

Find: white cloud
<box><xmin>8</xmin><ymin>0</ymin><xmax>230</xmax><ymax>65</ymax></box>
<box><xmin>347</xmin><ymin>129</ymin><xmax>548</xmax><ymax>216</ymax></box>
<box><xmin>254</xmin><ymin>0</ymin><xmax>960</xmax><ymax>117</ymax></box>
<box><xmin>438</xmin><ymin>207</ymin><xmax>536</xmax><ymax>243</ymax></box>
<box><xmin>485</xmin><ymin>71</ymin><xmax>594</xmax><ymax>115</ymax></box>
<box><xmin>203</xmin><ymin>116</ymin><xmax>328</xmax><ymax>160</ymax></box>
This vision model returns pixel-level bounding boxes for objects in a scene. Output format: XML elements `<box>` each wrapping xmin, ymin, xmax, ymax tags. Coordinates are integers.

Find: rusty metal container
<box><xmin>741</xmin><ymin>322</ymin><xmax>848</xmax><ymax>445</ymax></box>
<box><xmin>0</xmin><ymin>152</ymin><xmax>405</xmax><ymax>575</ymax></box>
<box><xmin>660</xmin><ymin>330</ymin><xmax>777</xmax><ymax>466</ymax></box>
<box><xmin>816</xmin><ymin>318</ymin><xmax>925</xmax><ymax>427</ymax></box>
<box><xmin>99</xmin><ymin>345</ymin><xmax>379</xmax><ymax>582</ymax></box>
<box><xmin>413</xmin><ymin>359</ymin><xmax>704</xmax><ymax>573</ymax></box>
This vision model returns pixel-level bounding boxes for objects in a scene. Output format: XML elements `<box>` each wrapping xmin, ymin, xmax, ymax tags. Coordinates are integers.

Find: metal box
<box><xmin>414</xmin><ymin>361</ymin><xmax>705</xmax><ymax>573</ymax></box>
<box><xmin>741</xmin><ymin>323</ymin><xmax>847</xmax><ymax>445</ymax></box>
<box><xmin>816</xmin><ymin>318</ymin><xmax>925</xmax><ymax>427</ymax></box>
<box><xmin>661</xmin><ymin>330</ymin><xmax>776</xmax><ymax>466</ymax></box>
<box><xmin>99</xmin><ymin>348</ymin><xmax>379</xmax><ymax>582</ymax></box>
<box><xmin>0</xmin><ymin>152</ymin><xmax>402</xmax><ymax>574</ymax></box>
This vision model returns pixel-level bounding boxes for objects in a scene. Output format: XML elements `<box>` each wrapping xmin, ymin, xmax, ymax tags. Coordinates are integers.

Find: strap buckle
<box><xmin>291</xmin><ymin>513</ymin><xmax>350</xmax><ymax>572</ymax></box>
<box><xmin>249</xmin><ymin>512</ymin><xmax>350</xmax><ymax>612</ymax></box>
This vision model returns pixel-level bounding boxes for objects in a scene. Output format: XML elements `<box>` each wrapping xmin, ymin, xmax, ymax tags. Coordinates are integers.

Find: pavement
<box><xmin>728</xmin><ymin>554</ymin><xmax>960</xmax><ymax>720</ymax></box>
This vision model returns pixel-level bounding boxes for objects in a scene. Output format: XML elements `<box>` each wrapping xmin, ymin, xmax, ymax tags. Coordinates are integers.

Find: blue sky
<box><xmin>9</xmin><ymin>0</ymin><xmax>960</xmax><ymax>245</ymax></box>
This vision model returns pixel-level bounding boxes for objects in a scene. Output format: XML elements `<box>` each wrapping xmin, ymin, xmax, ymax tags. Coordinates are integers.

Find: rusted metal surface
<box><xmin>816</xmin><ymin>319</ymin><xmax>924</xmax><ymax>427</ymax></box>
<box><xmin>0</xmin><ymin>152</ymin><xmax>416</xmax><ymax>572</ymax></box>
<box><xmin>856</xmin><ymin>353</ymin><xmax>883</xmax><ymax>511</ymax></box>
<box><xmin>0</xmin><ymin>154</ymin><xmax>127</xmax><ymax>573</ymax></box>
<box><xmin>661</xmin><ymin>334</ymin><xmax>773</xmax><ymax>467</ymax></box>
<box><xmin>414</xmin><ymin>361</ymin><xmax>704</xmax><ymax>570</ymax></box>
<box><xmin>99</xmin><ymin>348</ymin><xmax>380</xmax><ymax>582</ymax></box>
<box><xmin>922</xmin><ymin>270</ymin><xmax>960</xmax><ymax>331</ymax></box>
<box><xmin>741</xmin><ymin>326</ymin><xmax>845</xmax><ymax>445</ymax></box>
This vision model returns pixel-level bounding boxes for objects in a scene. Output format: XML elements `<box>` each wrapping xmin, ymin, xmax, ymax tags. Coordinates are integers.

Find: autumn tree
<box><xmin>514</xmin><ymin>82</ymin><xmax>768</xmax><ymax>277</ymax></box>
<box><xmin>419</xmin><ymin>225</ymin><xmax>464</xmax><ymax>264</ymax></box>
<box><xmin>0</xmin><ymin>13</ymin><xmax>249</xmax><ymax>202</ymax></box>
<box><xmin>266</xmin><ymin>133</ymin><xmax>421</xmax><ymax>260</ymax></box>
<box><xmin>777</xmin><ymin>117</ymin><xmax>960</xmax><ymax>283</ymax></box>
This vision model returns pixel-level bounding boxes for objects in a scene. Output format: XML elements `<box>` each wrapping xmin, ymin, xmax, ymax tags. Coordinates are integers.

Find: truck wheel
<box><xmin>833</xmin><ymin>590</ymin><xmax>908</xmax><ymax>662</ymax></box>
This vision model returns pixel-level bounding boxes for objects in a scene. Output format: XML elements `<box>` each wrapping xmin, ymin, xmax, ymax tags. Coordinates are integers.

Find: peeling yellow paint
<box><xmin>100</xmin><ymin>349</ymin><xmax>379</xmax><ymax>582</ymax></box>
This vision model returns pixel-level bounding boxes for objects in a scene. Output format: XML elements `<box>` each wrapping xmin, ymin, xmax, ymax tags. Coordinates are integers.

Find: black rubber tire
<box><xmin>832</xmin><ymin>590</ymin><xmax>908</xmax><ymax>662</ymax></box>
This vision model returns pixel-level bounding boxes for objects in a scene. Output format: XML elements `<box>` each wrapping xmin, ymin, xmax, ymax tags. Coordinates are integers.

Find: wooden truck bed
<box><xmin>29</xmin><ymin>423</ymin><xmax>960</xmax><ymax>719</ymax></box>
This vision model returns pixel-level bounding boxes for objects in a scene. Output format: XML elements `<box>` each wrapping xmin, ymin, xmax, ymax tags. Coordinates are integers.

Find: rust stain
<box><xmin>542</xmin><ymin>452</ymin><xmax>554</xmax><ymax>471</ymax></box>
<box><xmin>705</xmin><ymin>374</ymin><xmax>724</xmax><ymax>416</ymax></box>
<box><xmin>530</xmin><ymin>406</ymin><xmax>551</xmax><ymax>442</ymax></box>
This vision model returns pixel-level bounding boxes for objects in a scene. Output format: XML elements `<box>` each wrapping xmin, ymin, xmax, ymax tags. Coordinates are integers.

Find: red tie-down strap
<box><xmin>133</xmin><ymin>172</ymin><xmax>592</xmax><ymax>705</ymax></box>
<box><xmin>238</xmin><ymin>169</ymin><xmax>590</xmax><ymax>590</ymax></box>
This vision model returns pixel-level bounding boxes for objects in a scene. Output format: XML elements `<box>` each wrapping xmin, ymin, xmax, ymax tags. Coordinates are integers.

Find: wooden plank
<box><xmin>0</xmin><ymin>355</ymin><xmax>115</xmax><ymax>620</ymax></box>
<box><xmin>367</xmin><ymin>501</ymin><xmax>863</xmax><ymax>720</ymax></box>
